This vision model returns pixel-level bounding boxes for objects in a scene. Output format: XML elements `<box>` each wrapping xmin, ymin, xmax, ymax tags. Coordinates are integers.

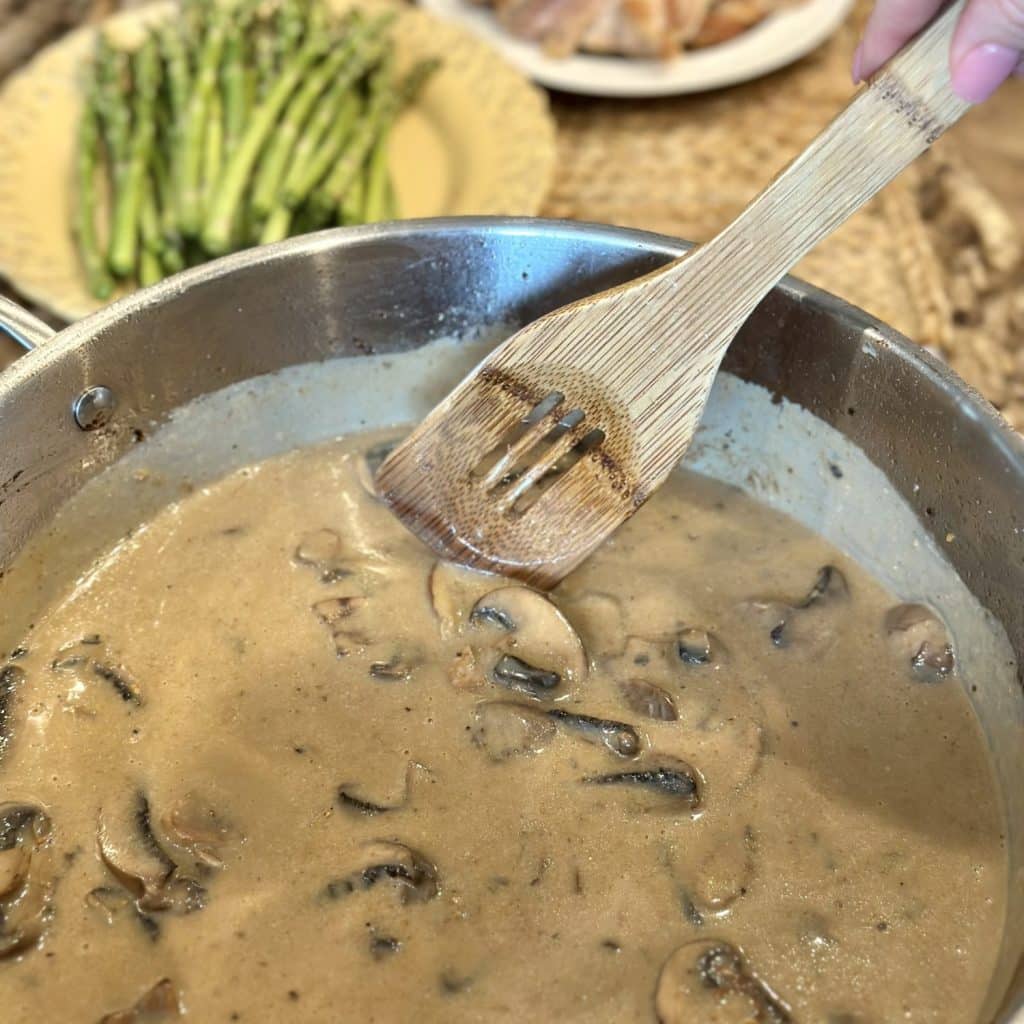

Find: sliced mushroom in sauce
<box><xmin>689</xmin><ymin>828</ymin><xmax>757</xmax><ymax>917</ymax></box>
<box><xmin>884</xmin><ymin>603</ymin><xmax>956</xmax><ymax>682</ymax></box>
<box><xmin>0</xmin><ymin>664</ymin><xmax>24</xmax><ymax>763</ymax></box>
<box><xmin>676</xmin><ymin>628</ymin><xmax>717</xmax><ymax>666</ymax></box>
<box><xmin>99</xmin><ymin>978</ymin><xmax>183</xmax><ymax>1022</ymax></box>
<box><xmin>294</xmin><ymin>528</ymin><xmax>353</xmax><ymax>582</ymax></box>
<box><xmin>324</xmin><ymin>840</ymin><xmax>439</xmax><ymax>904</ymax></box>
<box><xmin>617</xmin><ymin>679</ymin><xmax>678</xmax><ymax>721</ymax></box>
<box><xmin>160</xmin><ymin>794</ymin><xmax>236</xmax><ymax>871</ymax></box>
<box><xmin>741</xmin><ymin>565</ymin><xmax>851</xmax><ymax>652</ymax></box>
<box><xmin>469</xmin><ymin>588</ymin><xmax>587</xmax><ymax>699</ymax></box>
<box><xmin>547</xmin><ymin>709</ymin><xmax>641</xmax><ymax>757</ymax></box>
<box><xmin>98</xmin><ymin>790</ymin><xmax>206</xmax><ymax>914</ymax></box>
<box><xmin>471</xmin><ymin>701</ymin><xmax>557</xmax><ymax>761</ymax></box>
<box><xmin>583</xmin><ymin>757</ymin><xmax>703</xmax><ymax>812</ymax></box>
<box><xmin>338</xmin><ymin>763</ymin><xmax>428</xmax><ymax>814</ymax></box>
<box><xmin>428</xmin><ymin>561</ymin><xmax>510</xmax><ymax>641</ymax></box>
<box><xmin>0</xmin><ymin>802</ymin><xmax>55</xmax><ymax>959</ymax></box>
<box><xmin>655</xmin><ymin>939</ymin><xmax>792</xmax><ymax>1023</ymax></box>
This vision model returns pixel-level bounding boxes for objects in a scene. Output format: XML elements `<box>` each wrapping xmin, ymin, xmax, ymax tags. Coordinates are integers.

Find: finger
<box><xmin>854</xmin><ymin>0</ymin><xmax>944</xmax><ymax>80</ymax></box>
<box><xmin>951</xmin><ymin>0</ymin><xmax>1024</xmax><ymax>101</ymax></box>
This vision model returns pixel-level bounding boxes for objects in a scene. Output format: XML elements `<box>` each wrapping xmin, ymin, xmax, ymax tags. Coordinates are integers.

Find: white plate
<box><xmin>418</xmin><ymin>0</ymin><xmax>855</xmax><ymax>97</ymax></box>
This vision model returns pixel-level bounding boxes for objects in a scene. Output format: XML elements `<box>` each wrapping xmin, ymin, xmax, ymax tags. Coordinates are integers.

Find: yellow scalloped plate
<box><xmin>0</xmin><ymin>1</ymin><xmax>556</xmax><ymax>321</ymax></box>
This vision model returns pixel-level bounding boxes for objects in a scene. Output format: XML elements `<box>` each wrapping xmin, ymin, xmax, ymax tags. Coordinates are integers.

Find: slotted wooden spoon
<box><xmin>377</xmin><ymin>1</ymin><xmax>972</xmax><ymax>589</ymax></box>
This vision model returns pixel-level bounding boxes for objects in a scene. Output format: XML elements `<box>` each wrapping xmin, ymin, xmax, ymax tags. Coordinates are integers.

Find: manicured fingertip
<box><xmin>951</xmin><ymin>43</ymin><xmax>1020</xmax><ymax>103</ymax></box>
<box><xmin>852</xmin><ymin>42</ymin><xmax>865</xmax><ymax>83</ymax></box>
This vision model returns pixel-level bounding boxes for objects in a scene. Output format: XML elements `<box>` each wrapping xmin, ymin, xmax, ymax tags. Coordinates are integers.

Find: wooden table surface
<box><xmin>957</xmin><ymin>78</ymin><xmax>1024</xmax><ymax>229</ymax></box>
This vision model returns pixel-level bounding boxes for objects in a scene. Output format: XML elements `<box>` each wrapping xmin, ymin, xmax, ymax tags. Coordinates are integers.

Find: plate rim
<box><xmin>418</xmin><ymin>0</ymin><xmax>856</xmax><ymax>97</ymax></box>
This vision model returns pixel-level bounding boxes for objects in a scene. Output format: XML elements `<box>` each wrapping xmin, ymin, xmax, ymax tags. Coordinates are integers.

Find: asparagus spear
<box><xmin>362</xmin><ymin>127</ymin><xmax>391</xmax><ymax>224</ymax></box>
<box><xmin>253</xmin><ymin>28</ymin><xmax>277</xmax><ymax>100</ymax></box>
<box><xmin>139</xmin><ymin>247</ymin><xmax>163</xmax><ymax>288</ymax></box>
<box><xmin>73</xmin><ymin>80</ymin><xmax>115</xmax><ymax>299</ymax></box>
<box><xmin>323</xmin><ymin>56</ymin><xmax>439</xmax><ymax>218</ymax></box>
<box><xmin>222</xmin><ymin>27</ymin><xmax>248</xmax><ymax>157</ymax></box>
<box><xmin>201</xmin><ymin>3</ymin><xmax>332</xmax><ymax>254</ymax></box>
<box><xmin>259</xmin><ymin>205</ymin><xmax>292</xmax><ymax>246</ymax></box>
<box><xmin>274</xmin><ymin>0</ymin><xmax>309</xmax><ymax>69</ymax></box>
<box><xmin>339</xmin><ymin>164</ymin><xmax>367</xmax><ymax>225</ymax></box>
<box><xmin>176</xmin><ymin>3</ymin><xmax>230</xmax><ymax>237</ymax></box>
<box><xmin>158</xmin><ymin>21</ymin><xmax>190</xmax><ymax>122</ymax></box>
<box><xmin>109</xmin><ymin>36</ymin><xmax>160</xmax><ymax>278</ymax></box>
<box><xmin>260</xmin><ymin>89</ymin><xmax>359</xmax><ymax>238</ymax></box>
<box><xmin>203</xmin><ymin>88</ymin><xmax>224</xmax><ymax>212</ymax></box>
<box><xmin>319</xmin><ymin>55</ymin><xmax>393</xmax><ymax>214</ymax></box>
<box><xmin>249</xmin><ymin>17</ymin><xmax>378</xmax><ymax>219</ymax></box>
<box><xmin>384</xmin><ymin>176</ymin><xmax>398</xmax><ymax>220</ymax></box>
<box><xmin>279</xmin><ymin>85</ymin><xmax>362</xmax><ymax>209</ymax></box>
<box><xmin>93</xmin><ymin>35</ymin><xmax>131</xmax><ymax>192</ymax></box>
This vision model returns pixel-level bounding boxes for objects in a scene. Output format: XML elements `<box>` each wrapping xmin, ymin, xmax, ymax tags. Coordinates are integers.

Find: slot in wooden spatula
<box><xmin>377</xmin><ymin>1</ymin><xmax>972</xmax><ymax>589</ymax></box>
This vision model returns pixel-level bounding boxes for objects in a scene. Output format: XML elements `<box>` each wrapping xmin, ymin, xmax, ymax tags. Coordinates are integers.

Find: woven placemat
<box><xmin>4</xmin><ymin>0</ymin><xmax>1023</xmax><ymax>427</ymax></box>
<box><xmin>541</xmin><ymin>1</ymin><xmax>1024</xmax><ymax>429</ymax></box>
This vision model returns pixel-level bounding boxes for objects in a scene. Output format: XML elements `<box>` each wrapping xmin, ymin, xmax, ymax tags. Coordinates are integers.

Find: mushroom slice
<box><xmin>98</xmin><ymin>791</ymin><xmax>176</xmax><ymax>902</ymax></box>
<box><xmin>161</xmin><ymin>794</ymin><xmax>235</xmax><ymax>871</ymax></box>
<box><xmin>312</xmin><ymin>595</ymin><xmax>371</xmax><ymax>660</ymax></box>
<box><xmin>295</xmin><ymin>528</ymin><xmax>342</xmax><ymax>566</ymax></box>
<box><xmin>338</xmin><ymin>763</ymin><xmax>428</xmax><ymax>815</ymax></box>
<box><xmin>369</xmin><ymin>652</ymin><xmax>420</xmax><ymax>683</ymax></box>
<box><xmin>618</xmin><ymin>679</ymin><xmax>677</xmax><ymax>721</ymax></box>
<box><xmin>583</xmin><ymin>757</ymin><xmax>703</xmax><ymax>812</ymax></box>
<box><xmin>98</xmin><ymin>791</ymin><xmax>206</xmax><ymax>914</ymax></box>
<box><xmin>471</xmin><ymin>701</ymin><xmax>556</xmax><ymax>761</ymax></box>
<box><xmin>655</xmin><ymin>939</ymin><xmax>792</xmax><ymax>1023</ymax></box>
<box><xmin>429</xmin><ymin>562</ymin><xmax>508</xmax><ymax>641</ymax></box>
<box><xmin>798</xmin><ymin>565</ymin><xmax>849</xmax><ymax>608</ymax></box>
<box><xmin>470</xmin><ymin>587</ymin><xmax>587</xmax><ymax>698</ymax></box>
<box><xmin>0</xmin><ymin>664</ymin><xmax>23</xmax><ymax>763</ymax></box>
<box><xmin>325</xmin><ymin>840</ymin><xmax>439</xmax><ymax>904</ymax></box>
<box><xmin>691</xmin><ymin>828</ymin><xmax>757</xmax><ymax>916</ymax></box>
<box><xmin>92</xmin><ymin>663</ymin><xmax>143</xmax><ymax>705</ymax></box>
<box><xmin>547</xmin><ymin>709</ymin><xmax>641</xmax><ymax>757</ymax></box>
<box><xmin>675</xmin><ymin>627</ymin><xmax>727</xmax><ymax>668</ymax></box>
<box><xmin>0</xmin><ymin>803</ymin><xmax>54</xmax><ymax>959</ymax></box>
<box><xmin>294</xmin><ymin>529</ymin><xmax>352</xmax><ymax>582</ymax></box>
<box><xmin>313</xmin><ymin>596</ymin><xmax>366</xmax><ymax>628</ymax></box>
<box><xmin>884</xmin><ymin>603</ymin><xmax>956</xmax><ymax>682</ymax></box>
<box><xmin>99</xmin><ymin>978</ymin><xmax>183</xmax><ymax>1022</ymax></box>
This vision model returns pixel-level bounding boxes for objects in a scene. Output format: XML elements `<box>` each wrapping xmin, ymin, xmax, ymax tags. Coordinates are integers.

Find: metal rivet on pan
<box><xmin>73</xmin><ymin>386</ymin><xmax>116</xmax><ymax>431</ymax></box>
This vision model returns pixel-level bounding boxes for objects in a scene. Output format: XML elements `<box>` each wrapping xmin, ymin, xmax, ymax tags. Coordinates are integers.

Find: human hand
<box><xmin>854</xmin><ymin>0</ymin><xmax>1024</xmax><ymax>102</ymax></box>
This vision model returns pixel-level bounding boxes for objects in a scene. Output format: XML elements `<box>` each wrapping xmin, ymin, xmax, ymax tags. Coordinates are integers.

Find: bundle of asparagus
<box><xmin>73</xmin><ymin>0</ymin><xmax>440</xmax><ymax>300</ymax></box>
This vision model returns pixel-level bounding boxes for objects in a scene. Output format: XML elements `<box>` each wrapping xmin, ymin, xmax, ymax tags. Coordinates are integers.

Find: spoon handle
<box><xmin>653</xmin><ymin>0</ymin><xmax>971</xmax><ymax>346</ymax></box>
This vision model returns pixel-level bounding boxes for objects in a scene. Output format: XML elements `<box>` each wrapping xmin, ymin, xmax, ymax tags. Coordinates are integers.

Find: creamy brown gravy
<box><xmin>0</xmin><ymin>431</ymin><xmax>1006</xmax><ymax>1023</ymax></box>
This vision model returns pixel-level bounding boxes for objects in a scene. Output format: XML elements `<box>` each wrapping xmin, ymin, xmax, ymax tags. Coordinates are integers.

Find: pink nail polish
<box><xmin>951</xmin><ymin>43</ymin><xmax>1020</xmax><ymax>103</ymax></box>
<box><xmin>852</xmin><ymin>43</ymin><xmax>864</xmax><ymax>83</ymax></box>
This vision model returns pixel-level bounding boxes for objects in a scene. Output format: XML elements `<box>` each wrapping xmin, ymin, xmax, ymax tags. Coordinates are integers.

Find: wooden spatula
<box><xmin>376</xmin><ymin>1</ymin><xmax>972</xmax><ymax>589</ymax></box>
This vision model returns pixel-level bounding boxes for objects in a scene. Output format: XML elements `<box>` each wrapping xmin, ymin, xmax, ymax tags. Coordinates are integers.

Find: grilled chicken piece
<box><xmin>691</xmin><ymin>0</ymin><xmax>773</xmax><ymax>47</ymax></box>
<box><xmin>487</xmin><ymin>0</ymin><xmax>791</xmax><ymax>57</ymax></box>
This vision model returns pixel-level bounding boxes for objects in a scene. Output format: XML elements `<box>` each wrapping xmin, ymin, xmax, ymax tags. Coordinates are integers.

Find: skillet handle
<box><xmin>0</xmin><ymin>295</ymin><xmax>57</xmax><ymax>353</ymax></box>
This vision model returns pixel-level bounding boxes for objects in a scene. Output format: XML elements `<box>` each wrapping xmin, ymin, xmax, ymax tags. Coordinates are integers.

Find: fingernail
<box><xmin>852</xmin><ymin>42</ymin><xmax>864</xmax><ymax>83</ymax></box>
<box><xmin>951</xmin><ymin>43</ymin><xmax>1020</xmax><ymax>103</ymax></box>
